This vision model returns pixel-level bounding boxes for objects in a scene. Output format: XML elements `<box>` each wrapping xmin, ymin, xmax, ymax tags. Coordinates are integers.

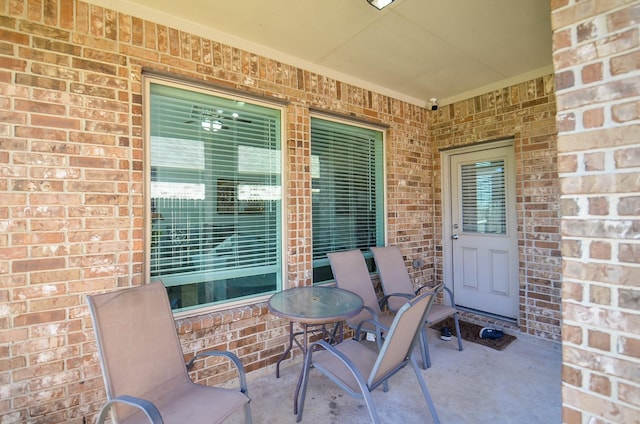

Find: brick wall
<box><xmin>0</xmin><ymin>1</ymin><xmax>434</xmax><ymax>422</ymax></box>
<box><xmin>551</xmin><ymin>0</ymin><xmax>640</xmax><ymax>422</ymax></box>
<box><xmin>429</xmin><ymin>76</ymin><xmax>562</xmax><ymax>340</ymax></box>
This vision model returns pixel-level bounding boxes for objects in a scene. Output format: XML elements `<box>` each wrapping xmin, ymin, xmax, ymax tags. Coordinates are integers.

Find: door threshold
<box><xmin>455</xmin><ymin>306</ymin><xmax>519</xmax><ymax>333</ymax></box>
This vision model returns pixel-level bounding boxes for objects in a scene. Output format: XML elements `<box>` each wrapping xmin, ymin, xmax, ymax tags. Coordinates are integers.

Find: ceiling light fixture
<box><xmin>367</xmin><ymin>0</ymin><xmax>394</xmax><ymax>10</ymax></box>
<box><xmin>201</xmin><ymin>119</ymin><xmax>223</xmax><ymax>132</ymax></box>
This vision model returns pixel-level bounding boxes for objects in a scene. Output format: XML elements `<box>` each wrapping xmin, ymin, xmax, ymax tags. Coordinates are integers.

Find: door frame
<box><xmin>441</xmin><ymin>138</ymin><xmax>518</xmax><ymax>318</ymax></box>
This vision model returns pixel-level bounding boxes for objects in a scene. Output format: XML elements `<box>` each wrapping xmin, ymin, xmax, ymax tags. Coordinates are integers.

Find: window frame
<box><xmin>143</xmin><ymin>75</ymin><xmax>287</xmax><ymax>316</ymax></box>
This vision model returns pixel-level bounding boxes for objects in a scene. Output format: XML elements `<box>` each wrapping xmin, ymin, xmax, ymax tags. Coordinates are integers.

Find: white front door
<box><xmin>447</xmin><ymin>143</ymin><xmax>518</xmax><ymax>319</ymax></box>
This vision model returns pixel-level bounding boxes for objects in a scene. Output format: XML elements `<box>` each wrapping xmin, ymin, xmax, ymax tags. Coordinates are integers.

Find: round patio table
<box><xmin>268</xmin><ymin>286</ymin><xmax>363</xmax><ymax>414</ymax></box>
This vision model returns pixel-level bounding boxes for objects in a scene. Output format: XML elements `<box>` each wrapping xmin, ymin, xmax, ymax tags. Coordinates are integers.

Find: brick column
<box><xmin>552</xmin><ymin>1</ymin><xmax>640</xmax><ymax>422</ymax></box>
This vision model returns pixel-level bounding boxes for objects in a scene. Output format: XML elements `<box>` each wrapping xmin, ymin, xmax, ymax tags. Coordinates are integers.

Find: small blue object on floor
<box><xmin>479</xmin><ymin>327</ymin><xmax>504</xmax><ymax>339</ymax></box>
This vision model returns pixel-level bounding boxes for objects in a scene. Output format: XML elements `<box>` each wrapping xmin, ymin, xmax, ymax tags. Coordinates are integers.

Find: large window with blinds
<box><xmin>146</xmin><ymin>80</ymin><xmax>282</xmax><ymax>312</ymax></box>
<box><xmin>311</xmin><ymin>117</ymin><xmax>385</xmax><ymax>283</ymax></box>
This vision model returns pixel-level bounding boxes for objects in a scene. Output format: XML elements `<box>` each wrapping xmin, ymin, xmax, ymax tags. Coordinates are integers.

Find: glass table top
<box><xmin>268</xmin><ymin>286</ymin><xmax>363</xmax><ymax>325</ymax></box>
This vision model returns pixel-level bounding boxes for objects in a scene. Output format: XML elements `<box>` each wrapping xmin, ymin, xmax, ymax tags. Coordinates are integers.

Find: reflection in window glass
<box><xmin>148</xmin><ymin>81</ymin><xmax>282</xmax><ymax>312</ymax></box>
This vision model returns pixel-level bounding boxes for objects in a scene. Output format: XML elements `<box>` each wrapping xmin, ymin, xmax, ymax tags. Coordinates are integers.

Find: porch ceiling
<box><xmin>88</xmin><ymin>0</ymin><xmax>553</xmax><ymax>107</ymax></box>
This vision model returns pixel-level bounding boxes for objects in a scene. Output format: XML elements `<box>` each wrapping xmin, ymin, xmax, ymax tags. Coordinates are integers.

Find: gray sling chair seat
<box><xmin>86</xmin><ymin>281</ymin><xmax>252</xmax><ymax>424</ymax></box>
<box><xmin>327</xmin><ymin>249</ymin><xmax>396</xmax><ymax>344</ymax></box>
<box><xmin>295</xmin><ymin>290</ymin><xmax>441</xmax><ymax>423</ymax></box>
<box><xmin>328</xmin><ymin>249</ymin><xmax>433</xmax><ymax>369</ymax></box>
<box><xmin>370</xmin><ymin>246</ymin><xmax>463</xmax><ymax>369</ymax></box>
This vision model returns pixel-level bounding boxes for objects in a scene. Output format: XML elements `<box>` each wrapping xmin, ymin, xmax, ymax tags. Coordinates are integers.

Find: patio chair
<box><xmin>86</xmin><ymin>282</ymin><xmax>252</xmax><ymax>424</ymax></box>
<box><xmin>327</xmin><ymin>249</ymin><xmax>396</xmax><ymax>343</ymax></box>
<box><xmin>295</xmin><ymin>290</ymin><xmax>441</xmax><ymax>423</ymax></box>
<box><xmin>370</xmin><ymin>246</ymin><xmax>463</xmax><ymax>369</ymax></box>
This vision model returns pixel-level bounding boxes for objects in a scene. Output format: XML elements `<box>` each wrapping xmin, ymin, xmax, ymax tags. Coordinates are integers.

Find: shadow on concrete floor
<box><xmin>227</xmin><ymin>327</ymin><xmax>562</xmax><ymax>424</ymax></box>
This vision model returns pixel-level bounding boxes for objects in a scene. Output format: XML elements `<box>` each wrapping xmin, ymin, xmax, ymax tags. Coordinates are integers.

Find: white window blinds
<box><xmin>148</xmin><ymin>82</ymin><xmax>282</xmax><ymax>311</ymax></box>
<box><xmin>460</xmin><ymin>160</ymin><xmax>506</xmax><ymax>234</ymax></box>
<box><xmin>310</xmin><ymin>117</ymin><xmax>384</xmax><ymax>282</ymax></box>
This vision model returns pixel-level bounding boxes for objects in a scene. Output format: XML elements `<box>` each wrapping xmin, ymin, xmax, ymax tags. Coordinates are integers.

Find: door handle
<box><xmin>452</xmin><ymin>234</ymin><xmax>459</xmax><ymax>240</ymax></box>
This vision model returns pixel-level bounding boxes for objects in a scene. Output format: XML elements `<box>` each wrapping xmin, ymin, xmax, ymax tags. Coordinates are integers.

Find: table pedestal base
<box><xmin>275</xmin><ymin>321</ymin><xmax>344</xmax><ymax>414</ymax></box>
<box><xmin>268</xmin><ymin>286</ymin><xmax>363</xmax><ymax>415</ymax></box>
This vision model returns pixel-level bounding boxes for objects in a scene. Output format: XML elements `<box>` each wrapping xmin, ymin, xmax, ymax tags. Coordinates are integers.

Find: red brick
<box><xmin>15</xmin><ymin>74</ymin><xmax>67</xmax><ymax>91</ymax></box>
<box><xmin>558</xmin><ymin>155</ymin><xmax>578</xmax><ymax>172</ymax></box>
<box><xmin>577</xmin><ymin>20</ymin><xmax>598</xmax><ymax>43</ymax></box>
<box><xmin>31</xmin><ymin>114</ymin><xmax>81</xmax><ymax>130</ymax></box>
<box><xmin>555</xmin><ymin>70</ymin><xmax>575</xmax><ymax>90</ymax></box>
<box><xmin>595</xmin><ymin>28</ymin><xmax>639</xmax><ymax>58</ymax></box>
<box><xmin>0</xmin><ymin>356</ymin><xmax>27</xmax><ymax>372</ymax></box>
<box><xmin>12</xmin><ymin>360</ymin><xmax>65</xmax><ymax>382</ymax></box>
<box><xmin>0</xmin><ymin>56</ymin><xmax>28</xmax><ymax>71</ymax></box>
<box><xmin>607</xmin><ymin>3</ymin><xmax>640</xmax><ymax>32</ymax></box>
<box><xmin>588</xmin><ymin>330</ymin><xmax>610</xmax><ymax>351</ymax></box>
<box><xmin>12</xmin><ymin>231</ymin><xmax>65</xmax><ymax>245</ymax></box>
<box><xmin>550</xmin><ymin>0</ymin><xmax>569</xmax><ymax>11</ymax></box>
<box><xmin>557</xmin><ymin>76</ymin><xmax>639</xmax><ymax>111</ymax></box>
<box><xmin>14</xmin><ymin>100</ymin><xmax>67</xmax><ymax>115</ymax></box>
<box><xmin>556</xmin><ymin>111</ymin><xmax>576</xmax><ymax>132</ymax></box>
<box><xmin>0</xmin><ymin>327</ymin><xmax>29</xmax><ymax>343</ymax></box>
<box><xmin>589</xmin><ymin>284</ymin><xmax>611</xmax><ymax>305</ymax></box>
<box><xmin>588</xmin><ymin>196</ymin><xmax>609</xmax><ymax>215</ymax></box>
<box><xmin>15</xmin><ymin>126</ymin><xmax>68</xmax><ymax>141</ymax></box>
<box><xmin>553</xmin><ymin>28</ymin><xmax>572</xmax><ymax>50</ymax></box>
<box><xmin>612</xmin><ymin>100</ymin><xmax>640</xmax><ymax>123</ymax></box>
<box><xmin>619</xmin><ymin>382</ymin><xmax>640</xmax><ymax>408</ymax></box>
<box><xmin>11</xmin><ymin>257</ymin><xmax>66</xmax><ymax>273</ymax></box>
<box><xmin>619</xmin><ymin>336</ymin><xmax>640</xmax><ymax>359</ymax></box>
<box><xmin>584</xmin><ymin>152</ymin><xmax>605</xmax><ymax>171</ymax></box>
<box><xmin>589</xmin><ymin>374</ymin><xmax>611</xmax><ymax>396</ymax></box>
<box><xmin>581</xmin><ymin>62</ymin><xmax>603</xmax><ymax>84</ymax></box>
<box><xmin>563</xmin><ymin>323</ymin><xmax>583</xmax><ymax>343</ymax></box>
<box><xmin>562</xmin><ymin>407</ymin><xmax>581</xmax><ymax>424</ymax></box>
<box><xmin>562</xmin><ymin>240</ymin><xmax>582</xmax><ymax>258</ymax></box>
<box><xmin>13</xmin><ymin>310</ymin><xmax>66</xmax><ymax>326</ymax></box>
<box><xmin>615</xmin><ymin>147</ymin><xmax>640</xmax><ymax>168</ymax></box>
<box><xmin>620</xmin><ymin>288</ymin><xmax>640</xmax><ymax>310</ymax></box>
<box><xmin>589</xmin><ymin>241</ymin><xmax>611</xmax><ymax>260</ymax></box>
<box><xmin>18</xmin><ymin>202</ymin><xmax>66</xmax><ymax>217</ymax></box>
<box><xmin>618</xmin><ymin>196</ymin><xmax>640</xmax><ymax>215</ymax></box>
<box><xmin>611</xmin><ymin>50</ymin><xmax>640</xmax><ymax>76</ymax></box>
<box><xmin>0</xmin><ymin>29</ymin><xmax>30</xmax><ymax>45</ymax></box>
<box><xmin>104</xmin><ymin>9</ymin><xmax>118</xmax><ymax>41</ymax></box>
<box><xmin>60</xmin><ymin>0</ymin><xmax>74</xmax><ymax>30</ymax></box>
<box><xmin>557</xmin><ymin>125</ymin><xmax>640</xmax><ymax>153</ymax></box>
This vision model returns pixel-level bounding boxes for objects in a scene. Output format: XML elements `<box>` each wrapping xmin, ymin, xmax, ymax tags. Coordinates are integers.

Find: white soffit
<box><xmin>93</xmin><ymin>0</ymin><xmax>553</xmax><ymax>107</ymax></box>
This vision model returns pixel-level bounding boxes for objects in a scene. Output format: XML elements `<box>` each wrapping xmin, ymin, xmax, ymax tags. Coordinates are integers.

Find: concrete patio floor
<box><xmin>227</xmin><ymin>327</ymin><xmax>562</xmax><ymax>423</ymax></box>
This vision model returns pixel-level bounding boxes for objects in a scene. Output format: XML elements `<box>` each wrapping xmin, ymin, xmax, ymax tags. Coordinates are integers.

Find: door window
<box><xmin>461</xmin><ymin>160</ymin><xmax>506</xmax><ymax>234</ymax></box>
